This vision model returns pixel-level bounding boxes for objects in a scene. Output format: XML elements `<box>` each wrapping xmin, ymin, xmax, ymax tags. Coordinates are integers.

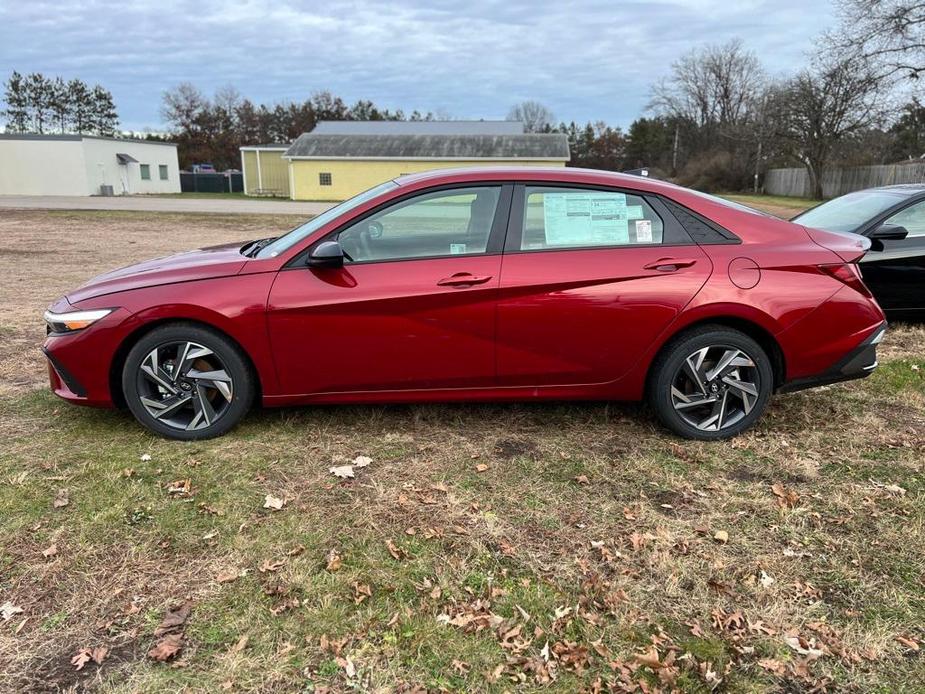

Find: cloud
<box><xmin>0</xmin><ymin>0</ymin><xmax>835</xmax><ymax>131</ymax></box>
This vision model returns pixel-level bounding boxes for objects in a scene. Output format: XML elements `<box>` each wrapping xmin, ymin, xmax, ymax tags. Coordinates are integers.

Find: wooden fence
<box><xmin>764</xmin><ymin>163</ymin><xmax>925</xmax><ymax>198</ymax></box>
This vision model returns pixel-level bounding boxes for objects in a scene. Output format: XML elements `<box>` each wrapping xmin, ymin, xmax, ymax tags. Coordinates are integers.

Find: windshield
<box><xmin>793</xmin><ymin>190</ymin><xmax>908</xmax><ymax>233</ymax></box>
<box><xmin>255</xmin><ymin>181</ymin><xmax>399</xmax><ymax>258</ymax></box>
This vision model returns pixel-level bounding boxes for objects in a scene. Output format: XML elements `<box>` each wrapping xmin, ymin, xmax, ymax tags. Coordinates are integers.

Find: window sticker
<box><xmin>542</xmin><ymin>193</ymin><xmax>629</xmax><ymax>246</ymax></box>
<box><xmin>449</xmin><ymin>243</ymin><xmax>467</xmax><ymax>254</ymax></box>
<box><xmin>635</xmin><ymin>219</ymin><xmax>653</xmax><ymax>243</ymax></box>
<box><xmin>627</xmin><ymin>205</ymin><xmax>645</xmax><ymax>220</ymax></box>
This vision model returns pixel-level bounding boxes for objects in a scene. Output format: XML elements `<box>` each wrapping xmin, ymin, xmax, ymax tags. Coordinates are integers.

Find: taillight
<box><xmin>818</xmin><ymin>263</ymin><xmax>873</xmax><ymax>298</ymax></box>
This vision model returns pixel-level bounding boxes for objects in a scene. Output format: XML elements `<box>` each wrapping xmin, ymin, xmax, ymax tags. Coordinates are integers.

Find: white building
<box><xmin>0</xmin><ymin>134</ymin><xmax>181</xmax><ymax>196</ymax></box>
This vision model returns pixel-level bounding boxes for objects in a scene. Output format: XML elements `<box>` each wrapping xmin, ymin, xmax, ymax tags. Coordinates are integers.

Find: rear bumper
<box><xmin>778</xmin><ymin>322</ymin><xmax>886</xmax><ymax>394</ymax></box>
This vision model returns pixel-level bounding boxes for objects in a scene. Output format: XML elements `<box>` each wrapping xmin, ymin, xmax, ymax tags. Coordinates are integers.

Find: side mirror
<box><xmin>870</xmin><ymin>223</ymin><xmax>908</xmax><ymax>241</ymax></box>
<box><xmin>307</xmin><ymin>240</ymin><xmax>344</xmax><ymax>269</ymax></box>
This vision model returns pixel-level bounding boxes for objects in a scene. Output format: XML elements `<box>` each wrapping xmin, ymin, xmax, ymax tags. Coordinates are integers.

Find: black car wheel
<box><xmin>648</xmin><ymin>326</ymin><xmax>773</xmax><ymax>440</ymax></box>
<box><xmin>122</xmin><ymin>323</ymin><xmax>254</xmax><ymax>440</ymax></box>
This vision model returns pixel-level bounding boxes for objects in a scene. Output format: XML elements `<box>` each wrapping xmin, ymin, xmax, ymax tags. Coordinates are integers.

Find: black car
<box><xmin>792</xmin><ymin>184</ymin><xmax>925</xmax><ymax>318</ymax></box>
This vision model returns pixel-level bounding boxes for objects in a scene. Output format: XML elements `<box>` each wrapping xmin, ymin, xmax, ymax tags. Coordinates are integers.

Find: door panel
<box><xmin>496</xmin><ymin>246</ymin><xmax>711</xmax><ymax>387</ymax></box>
<box><xmin>267</xmin><ymin>256</ymin><xmax>502</xmax><ymax>395</ymax></box>
<box><xmin>861</xmin><ymin>200</ymin><xmax>925</xmax><ymax>312</ymax></box>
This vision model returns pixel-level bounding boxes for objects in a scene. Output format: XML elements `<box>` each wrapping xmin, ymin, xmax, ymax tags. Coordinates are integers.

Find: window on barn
<box><xmin>319</xmin><ymin>172</ymin><xmax>332</xmax><ymax>186</ymax></box>
<box><xmin>140</xmin><ymin>164</ymin><xmax>151</xmax><ymax>180</ymax></box>
<box><xmin>159</xmin><ymin>165</ymin><xmax>168</xmax><ymax>180</ymax></box>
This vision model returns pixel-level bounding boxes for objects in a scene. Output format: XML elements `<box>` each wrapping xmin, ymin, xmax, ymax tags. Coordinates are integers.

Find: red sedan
<box><xmin>43</xmin><ymin>167</ymin><xmax>886</xmax><ymax>440</ymax></box>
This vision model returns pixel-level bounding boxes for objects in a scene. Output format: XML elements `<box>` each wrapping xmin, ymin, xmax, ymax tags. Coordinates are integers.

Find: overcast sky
<box><xmin>0</xmin><ymin>0</ymin><xmax>836</xmax><ymax>132</ymax></box>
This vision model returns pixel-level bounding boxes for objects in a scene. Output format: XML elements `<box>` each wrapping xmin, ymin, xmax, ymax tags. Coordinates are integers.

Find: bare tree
<box><xmin>506</xmin><ymin>100</ymin><xmax>555</xmax><ymax>132</ymax></box>
<box><xmin>828</xmin><ymin>0</ymin><xmax>925</xmax><ymax>80</ymax></box>
<box><xmin>767</xmin><ymin>53</ymin><xmax>887</xmax><ymax>199</ymax></box>
<box><xmin>650</xmin><ymin>39</ymin><xmax>764</xmax><ymax>128</ymax></box>
<box><xmin>161</xmin><ymin>82</ymin><xmax>207</xmax><ymax>134</ymax></box>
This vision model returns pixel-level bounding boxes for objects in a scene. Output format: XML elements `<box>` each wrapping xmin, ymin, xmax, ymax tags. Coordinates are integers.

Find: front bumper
<box><xmin>778</xmin><ymin>322</ymin><xmax>886</xmax><ymax>394</ymax></box>
<box><xmin>42</xmin><ymin>303</ymin><xmax>131</xmax><ymax>408</ymax></box>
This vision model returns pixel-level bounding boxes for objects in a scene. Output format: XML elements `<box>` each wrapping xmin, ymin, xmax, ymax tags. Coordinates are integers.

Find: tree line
<box><xmin>2</xmin><ymin>71</ymin><xmax>119</xmax><ymax>137</ymax></box>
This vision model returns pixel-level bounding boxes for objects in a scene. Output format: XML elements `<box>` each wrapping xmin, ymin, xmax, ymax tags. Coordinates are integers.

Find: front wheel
<box><xmin>122</xmin><ymin>324</ymin><xmax>254</xmax><ymax>440</ymax></box>
<box><xmin>648</xmin><ymin>326</ymin><xmax>773</xmax><ymax>440</ymax></box>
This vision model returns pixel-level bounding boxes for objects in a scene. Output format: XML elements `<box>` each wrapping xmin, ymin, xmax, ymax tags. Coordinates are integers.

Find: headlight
<box><xmin>44</xmin><ymin>308</ymin><xmax>113</xmax><ymax>334</ymax></box>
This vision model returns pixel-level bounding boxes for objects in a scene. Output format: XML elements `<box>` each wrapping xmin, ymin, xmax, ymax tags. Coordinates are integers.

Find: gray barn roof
<box><xmin>284</xmin><ymin>133</ymin><xmax>569</xmax><ymax>160</ymax></box>
<box><xmin>312</xmin><ymin>120</ymin><xmax>525</xmax><ymax>135</ymax></box>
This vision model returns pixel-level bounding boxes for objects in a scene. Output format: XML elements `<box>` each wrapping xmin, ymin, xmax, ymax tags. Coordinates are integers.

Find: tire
<box><xmin>121</xmin><ymin>323</ymin><xmax>255</xmax><ymax>440</ymax></box>
<box><xmin>648</xmin><ymin>326</ymin><xmax>773</xmax><ymax>440</ymax></box>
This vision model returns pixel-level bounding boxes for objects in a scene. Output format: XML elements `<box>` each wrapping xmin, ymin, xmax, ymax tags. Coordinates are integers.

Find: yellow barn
<box><xmin>241</xmin><ymin>121</ymin><xmax>570</xmax><ymax>202</ymax></box>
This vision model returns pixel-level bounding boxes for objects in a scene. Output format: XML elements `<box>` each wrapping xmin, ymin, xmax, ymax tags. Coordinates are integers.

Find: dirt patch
<box><xmin>493</xmin><ymin>437</ymin><xmax>539</xmax><ymax>460</ymax></box>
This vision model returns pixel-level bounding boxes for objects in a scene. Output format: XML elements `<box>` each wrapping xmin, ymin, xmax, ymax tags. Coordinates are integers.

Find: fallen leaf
<box><xmin>895</xmin><ymin>635</ymin><xmax>920</xmax><ymax>651</ymax></box>
<box><xmin>353</xmin><ymin>582</ymin><xmax>372</xmax><ymax>605</ymax></box>
<box><xmin>352</xmin><ymin>455</ymin><xmax>372</xmax><ymax>468</ymax></box>
<box><xmin>216</xmin><ymin>569</ymin><xmax>241</xmax><ymax>584</ymax></box>
<box><xmin>140</xmin><ymin>453</ymin><xmax>152</xmax><ymax>462</ymax></box>
<box><xmin>71</xmin><ymin>649</ymin><xmax>92</xmax><ymax>671</ymax></box>
<box><xmin>475</xmin><ymin>463</ymin><xmax>489</xmax><ymax>473</ymax></box>
<box><xmin>53</xmin><ymin>489</ymin><xmax>69</xmax><ymax>508</ymax></box>
<box><xmin>329</xmin><ymin>464</ymin><xmax>355</xmax><ymax>479</ymax></box>
<box><xmin>386</xmin><ymin>538</ymin><xmax>407</xmax><ymax>560</ymax></box>
<box><xmin>259</xmin><ymin>558</ymin><xmax>286</xmax><ymax>573</ymax></box>
<box><xmin>326</xmin><ymin>548</ymin><xmax>342</xmax><ymax>572</ymax></box>
<box><xmin>227</xmin><ymin>635</ymin><xmax>248</xmax><ymax>654</ymax></box>
<box><xmin>154</xmin><ymin>601</ymin><xmax>193</xmax><ymax>636</ymax></box>
<box><xmin>148</xmin><ymin>632</ymin><xmax>183</xmax><ymax>661</ymax></box>
<box><xmin>166</xmin><ymin>479</ymin><xmax>191</xmax><ymax>495</ymax></box>
<box><xmin>634</xmin><ymin>647</ymin><xmax>662</xmax><ymax>669</ymax></box>
<box><xmin>574</xmin><ymin>475</ymin><xmax>589</xmax><ymax>485</ymax></box>
<box><xmin>771</xmin><ymin>482</ymin><xmax>800</xmax><ymax>509</ymax></box>
<box><xmin>263</xmin><ymin>494</ymin><xmax>285</xmax><ymax>511</ymax></box>
<box><xmin>42</xmin><ymin>544</ymin><xmax>58</xmax><ymax>559</ymax></box>
<box><xmin>713</xmin><ymin>530</ymin><xmax>729</xmax><ymax>544</ymax></box>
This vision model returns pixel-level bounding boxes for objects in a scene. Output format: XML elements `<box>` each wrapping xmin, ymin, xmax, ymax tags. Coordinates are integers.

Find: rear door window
<box><xmin>518</xmin><ymin>187</ymin><xmax>664</xmax><ymax>251</ymax></box>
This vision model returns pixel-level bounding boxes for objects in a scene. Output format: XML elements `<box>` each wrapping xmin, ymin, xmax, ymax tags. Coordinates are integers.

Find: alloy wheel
<box><xmin>135</xmin><ymin>341</ymin><xmax>234</xmax><ymax>431</ymax></box>
<box><xmin>669</xmin><ymin>345</ymin><xmax>761</xmax><ymax>432</ymax></box>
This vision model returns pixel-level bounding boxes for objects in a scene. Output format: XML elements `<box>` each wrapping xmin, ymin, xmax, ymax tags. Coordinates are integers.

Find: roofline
<box><xmin>313</xmin><ymin>119</ymin><xmax>523</xmax><ymax>124</ymax></box>
<box><xmin>239</xmin><ymin>146</ymin><xmax>290</xmax><ymax>151</ymax></box>
<box><xmin>0</xmin><ymin>133</ymin><xmax>178</xmax><ymax>146</ymax></box>
<box><xmin>283</xmin><ymin>155</ymin><xmax>570</xmax><ymax>162</ymax></box>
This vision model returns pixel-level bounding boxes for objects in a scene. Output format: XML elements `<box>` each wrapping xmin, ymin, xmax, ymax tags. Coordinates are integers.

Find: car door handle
<box><xmin>437</xmin><ymin>273</ymin><xmax>493</xmax><ymax>287</ymax></box>
<box><xmin>643</xmin><ymin>258</ymin><xmax>698</xmax><ymax>272</ymax></box>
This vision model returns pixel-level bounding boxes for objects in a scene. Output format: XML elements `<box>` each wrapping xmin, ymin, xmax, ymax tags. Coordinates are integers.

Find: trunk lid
<box><xmin>800</xmin><ymin>225</ymin><xmax>871</xmax><ymax>263</ymax></box>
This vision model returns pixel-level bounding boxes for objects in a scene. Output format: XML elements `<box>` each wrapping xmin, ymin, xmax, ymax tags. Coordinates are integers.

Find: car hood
<box><xmin>67</xmin><ymin>241</ymin><xmax>249</xmax><ymax>303</ymax></box>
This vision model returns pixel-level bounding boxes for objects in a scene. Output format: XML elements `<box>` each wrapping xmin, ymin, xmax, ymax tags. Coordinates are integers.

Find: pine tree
<box><xmin>24</xmin><ymin>72</ymin><xmax>52</xmax><ymax>133</ymax></box>
<box><xmin>67</xmin><ymin>79</ymin><xmax>91</xmax><ymax>134</ymax></box>
<box><xmin>48</xmin><ymin>76</ymin><xmax>70</xmax><ymax>133</ymax></box>
<box><xmin>89</xmin><ymin>84</ymin><xmax>118</xmax><ymax>136</ymax></box>
<box><xmin>2</xmin><ymin>71</ymin><xmax>29</xmax><ymax>132</ymax></box>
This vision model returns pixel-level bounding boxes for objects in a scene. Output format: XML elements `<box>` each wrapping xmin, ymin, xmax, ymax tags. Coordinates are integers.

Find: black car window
<box><xmin>794</xmin><ymin>190</ymin><xmax>909</xmax><ymax>233</ymax></box>
<box><xmin>338</xmin><ymin>186</ymin><xmax>501</xmax><ymax>263</ymax></box>
<box><xmin>519</xmin><ymin>186</ymin><xmax>664</xmax><ymax>251</ymax></box>
<box><xmin>884</xmin><ymin>199</ymin><xmax>925</xmax><ymax>237</ymax></box>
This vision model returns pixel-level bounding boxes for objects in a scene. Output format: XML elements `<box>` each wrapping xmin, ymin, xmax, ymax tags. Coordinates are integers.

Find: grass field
<box><xmin>721</xmin><ymin>194</ymin><xmax>820</xmax><ymax>220</ymax></box>
<box><xmin>1</xmin><ymin>203</ymin><xmax>923</xmax><ymax>693</ymax></box>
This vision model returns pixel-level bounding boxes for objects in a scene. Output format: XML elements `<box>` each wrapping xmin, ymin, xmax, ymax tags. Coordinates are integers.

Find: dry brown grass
<box><xmin>0</xmin><ymin>208</ymin><xmax>923</xmax><ymax>693</ymax></box>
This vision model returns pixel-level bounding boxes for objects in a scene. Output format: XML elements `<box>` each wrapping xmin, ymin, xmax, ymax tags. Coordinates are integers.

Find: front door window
<box><xmin>337</xmin><ymin>187</ymin><xmax>501</xmax><ymax>263</ymax></box>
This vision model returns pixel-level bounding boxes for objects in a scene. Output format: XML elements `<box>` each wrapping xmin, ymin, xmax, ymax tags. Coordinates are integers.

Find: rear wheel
<box><xmin>122</xmin><ymin>324</ymin><xmax>254</xmax><ymax>440</ymax></box>
<box><xmin>648</xmin><ymin>326</ymin><xmax>773</xmax><ymax>440</ymax></box>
